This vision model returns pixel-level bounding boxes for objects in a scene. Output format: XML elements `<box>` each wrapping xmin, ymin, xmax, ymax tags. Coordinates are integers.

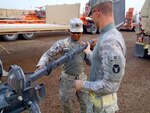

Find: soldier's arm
<box><xmin>36</xmin><ymin>38</ymin><xmax>69</xmax><ymax>67</ymax></box>
<box><xmin>84</xmin><ymin>52</ymin><xmax>92</xmax><ymax>65</ymax></box>
<box><xmin>84</xmin><ymin>42</ymin><xmax>93</xmax><ymax>65</ymax></box>
<box><xmin>82</xmin><ymin>39</ymin><xmax>126</xmax><ymax>93</ymax></box>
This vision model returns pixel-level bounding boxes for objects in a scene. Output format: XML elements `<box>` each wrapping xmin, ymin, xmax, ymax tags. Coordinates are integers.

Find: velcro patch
<box><xmin>112</xmin><ymin>64</ymin><xmax>120</xmax><ymax>74</ymax></box>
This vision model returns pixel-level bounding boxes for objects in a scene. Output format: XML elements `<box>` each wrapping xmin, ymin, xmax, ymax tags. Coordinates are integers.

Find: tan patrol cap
<box><xmin>89</xmin><ymin>0</ymin><xmax>113</xmax><ymax>15</ymax></box>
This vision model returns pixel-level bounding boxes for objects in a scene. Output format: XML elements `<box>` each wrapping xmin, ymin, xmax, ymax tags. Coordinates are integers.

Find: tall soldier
<box><xmin>75</xmin><ymin>0</ymin><xmax>126</xmax><ymax>113</ymax></box>
<box><xmin>36</xmin><ymin>18</ymin><xmax>88</xmax><ymax>113</ymax></box>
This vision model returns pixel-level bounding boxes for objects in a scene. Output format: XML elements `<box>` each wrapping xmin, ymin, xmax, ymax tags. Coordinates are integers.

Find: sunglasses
<box><xmin>71</xmin><ymin>32</ymin><xmax>82</xmax><ymax>34</ymax></box>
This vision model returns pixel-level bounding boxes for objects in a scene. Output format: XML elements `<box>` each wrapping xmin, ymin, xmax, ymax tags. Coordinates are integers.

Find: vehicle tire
<box><xmin>2</xmin><ymin>34</ymin><xmax>19</xmax><ymax>41</ymax></box>
<box><xmin>22</xmin><ymin>33</ymin><xmax>35</xmax><ymax>40</ymax></box>
<box><xmin>83</xmin><ymin>25</ymin><xmax>87</xmax><ymax>34</ymax></box>
<box><xmin>90</xmin><ymin>24</ymin><xmax>97</xmax><ymax>34</ymax></box>
<box><xmin>139</xmin><ymin>49</ymin><xmax>148</xmax><ymax>58</ymax></box>
<box><xmin>132</xmin><ymin>27</ymin><xmax>135</xmax><ymax>32</ymax></box>
<box><xmin>96</xmin><ymin>28</ymin><xmax>101</xmax><ymax>34</ymax></box>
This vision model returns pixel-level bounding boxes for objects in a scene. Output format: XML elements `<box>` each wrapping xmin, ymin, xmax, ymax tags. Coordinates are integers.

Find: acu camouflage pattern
<box><xmin>83</xmin><ymin>23</ymin><xmax>126</xmax><ymax>113</ymax></box>
<box><xmin>37</xmin><ymin>37</ymin><xmax>88</xmax><ymax>113</ymax></box>
<box><xmin>37</xmin><ymin>37</ymin><xmax>85</xmax><ymax>76</ymax></box>
<box><xmin>60</xmin><ymin>72</ymin><xmax>88</xmax><ymax>113</ymax></box>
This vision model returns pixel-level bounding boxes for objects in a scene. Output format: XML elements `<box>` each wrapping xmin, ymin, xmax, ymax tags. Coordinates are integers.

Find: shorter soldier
<box><xmin>36</xmin><ymin>18</ymin><xmax>89</xmax><ymax>113</ymax></box>
<box><xmin>75</xmin><ymin>0</ymin><xmax>126</xmax><ymax>113</ymax></box>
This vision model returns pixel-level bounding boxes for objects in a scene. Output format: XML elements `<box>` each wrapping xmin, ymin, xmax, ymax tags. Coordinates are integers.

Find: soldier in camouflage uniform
<box><xmin>75</xmin><ymin>0</ymin><xmax>126</xmax><ymax>113</ymax></box>
<box><xmin>36</xmin><ymin>18</ymin><xmax>88</xmax><ymax>113</ymax></box>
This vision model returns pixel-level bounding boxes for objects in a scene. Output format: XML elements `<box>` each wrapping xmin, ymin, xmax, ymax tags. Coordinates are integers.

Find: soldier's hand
<box><xmin>90</xmin><ymin>38</ymin><xmax>97</xmax><ymax>50</ymax></box>
<box><xmin>75</xmin><ymin>80</ymin><xmax>83</xmax><ymax>91</ymax></box>
<box><xmin>35</xmin><ymin>65</ymin><xmax>44</xmax><ymax>72</ymax></box>
<box><xmin>80</xmin><ymin>41</ymin><xmax>86</xmax><ymax>45</ymax></box>
<box><xmin>84</xmin><ymin>42</ymin><xmax>91</xmax><ymax>54</ymax></box>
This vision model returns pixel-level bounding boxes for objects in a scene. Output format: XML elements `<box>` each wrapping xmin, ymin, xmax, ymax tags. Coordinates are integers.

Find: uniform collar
<box><xmin>101</xmin><ymin>22</ymin><xmax>115</xmax><ymax>34</ymax></box>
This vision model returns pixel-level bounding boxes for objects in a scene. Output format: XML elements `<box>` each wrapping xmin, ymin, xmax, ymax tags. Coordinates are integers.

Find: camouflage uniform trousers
<box><xmin>59</xmin><ymin>72</ymin><xmax>88</xmax><ymax>113</ymax></box>
<box><xmin>86</xmin><ymin>93</ymin><xmax>119</xmax><ymax>113</ymax></box>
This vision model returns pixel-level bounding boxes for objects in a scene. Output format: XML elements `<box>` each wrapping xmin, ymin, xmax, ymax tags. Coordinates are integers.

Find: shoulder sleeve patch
<box><xmin>112</xmin><ymin>64</ymin><xmax>120</xmax><ymax>74</ymax></box>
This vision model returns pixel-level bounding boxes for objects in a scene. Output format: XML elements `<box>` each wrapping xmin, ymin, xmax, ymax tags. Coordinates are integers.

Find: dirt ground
<box><xmin>0</xmin><ymin>31</ymin><xmax>150</xmax><ymax>113</ymax></box>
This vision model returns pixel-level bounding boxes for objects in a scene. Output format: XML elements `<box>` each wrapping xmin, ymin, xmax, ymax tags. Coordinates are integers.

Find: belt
<box><xmin>89</xmin><ymin>92</ymin><xmax>117</xmax><ymax>108</ymax></box>
<box><xmin>61</xmin><ymin>72</ymin><xmax>80</xmax><ymax>80</ymax></box>
<box><xmin>68</xmin><ymin>75</ymin><xmax>79</xmax><ymax>80</ymax></box>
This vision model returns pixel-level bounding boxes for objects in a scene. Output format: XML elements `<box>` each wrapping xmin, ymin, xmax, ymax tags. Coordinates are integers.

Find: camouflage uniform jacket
<box><xmin>37</xmin><ymin>37</ymin><xmax>86</xmax><ymax>76</ymax></box>
<box><xmin>83</xmin><ymin>23</ymin><xmax>126</xmax><ymax>95</ymax></box>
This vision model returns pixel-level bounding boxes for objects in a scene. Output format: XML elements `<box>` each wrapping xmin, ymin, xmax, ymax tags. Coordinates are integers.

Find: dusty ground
<box><xmin>0</xmin><ymin>31</ymin><xmax>150</xmax><ymax>113</ymax></box>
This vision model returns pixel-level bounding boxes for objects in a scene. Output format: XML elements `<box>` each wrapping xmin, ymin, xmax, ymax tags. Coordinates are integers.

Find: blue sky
<box><xmin>0</xmin><ymin>0</ymin><xmax>145</xmax><ymax>14</ymax></box>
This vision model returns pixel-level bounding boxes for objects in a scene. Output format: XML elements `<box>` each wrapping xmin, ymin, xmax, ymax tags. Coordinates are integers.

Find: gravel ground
<box><xmin>0</xmin><ymin>31</ymin><xmax>150</xmax><ymax>113</ymax></box>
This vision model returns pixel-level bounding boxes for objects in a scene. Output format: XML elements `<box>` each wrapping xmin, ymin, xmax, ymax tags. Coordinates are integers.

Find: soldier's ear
<box><xmin>96</xmin><ymin>10</ymin><xmax>102</xmax><ymax>17</ymax></box>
